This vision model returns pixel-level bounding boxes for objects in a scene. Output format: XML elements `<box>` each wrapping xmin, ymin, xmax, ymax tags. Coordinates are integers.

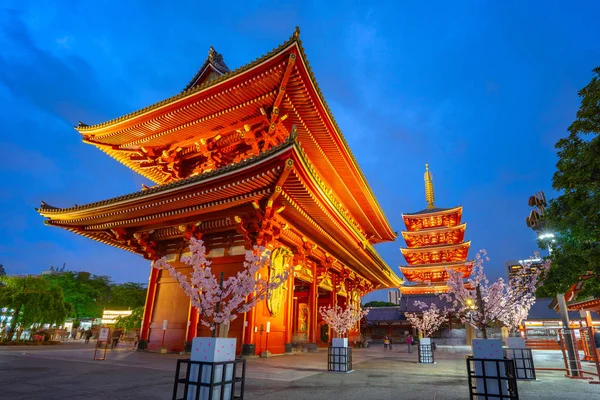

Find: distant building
<box><xmin>362</xmin><ymin>294</ymin><xmax>467</xmax><ymax>344</ymax></box>
<box><xmin>101</xmin><ymin>309</ymin><xmax>133</xmax><ymax>325</ymax></box>
<box><xmin>388</xmin><ymin>289</ymin><xmax>401</xmax><ymax>305</ymax></box>
<box><xmin>504</xmin><ymin>258</ymin><xmax>544</xmax><ymax>287</ymax></box>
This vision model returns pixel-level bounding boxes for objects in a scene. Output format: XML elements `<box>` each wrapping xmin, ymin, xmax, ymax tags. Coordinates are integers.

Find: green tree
<box><xmin>0</xmin><ymin>264</ymin><xmax>6</xmax><ymax>276</ymax></box>
<box><xmin>538</xmin><ymin>66</ymin><xmax>600</xmax><ymax>298</ymax></box>
<box><xmin>362</xmin><ymin>301</ymin><xmax>398</xmax><ymax>308</ymax></box>
<box><xmin>43</xmin><ymin>271</ymin><xmax>111</xmax><ymax>320</ymax></box>
<box><xmin>108</xmin><ymin>282</ymin><xmax>147</xmax><ymax>309</ymax></box>
<box><xmin>0</xmin><ymin>275</ymin><xmax>71</xmax><ymax>340</ymax></box>
<box><xmin>115</xmin><ymin>306</ymin><xmax>144</xmax><ymax>332</ymax></box>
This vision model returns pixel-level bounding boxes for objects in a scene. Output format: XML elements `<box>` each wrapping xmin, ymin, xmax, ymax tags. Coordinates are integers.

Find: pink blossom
<box><xmin>319</xmin><ymin>303</ymin><xmax>368</xmax><ymax>338</ymax></box>
<box><xmin>442</xmin><ymin>249</ymin><xmax>550</xmax><ymax>336</ymax></box>
<box><xmin>153</xmin><ymin>238</ymin><xmax>289</xmax><ymax>332</ymax></box>
<box><xmin>405</xmin><ymin>302</ymin><xmax>447</xmax><ymax>338</ymax></box>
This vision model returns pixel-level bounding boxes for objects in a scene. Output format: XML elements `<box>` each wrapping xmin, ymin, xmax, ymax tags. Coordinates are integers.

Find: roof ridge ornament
<box><xmin>424</xmin><ymin>163</ymin><xmax>435</xmax><ymax>209</ymax></box>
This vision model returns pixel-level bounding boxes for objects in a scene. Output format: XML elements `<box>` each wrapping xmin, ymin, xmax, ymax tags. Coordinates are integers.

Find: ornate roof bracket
<box><xmin>178</xmin><ymin>222</ymin><xmax>203</xmax><ymax>241</ymax></box>
<box><xmin>265</xmin><ymin>158</ymin><xmax>294</xmax><ymax>213</ymax></box>
<box><xmin>271</xmin><ymin>53</ymin><xmax>296</xmax><ymax>117</ymax></box>
<box><xmin>105</xmin><ymin>228</ymin><xmax>158</xmax><ymax>260</ymax></box>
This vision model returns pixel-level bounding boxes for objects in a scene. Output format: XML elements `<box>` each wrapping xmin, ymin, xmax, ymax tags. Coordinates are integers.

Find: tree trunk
<box><xmin>6</xmin><ymin>305</ymin><xmax>21</xmax><ymax>341</ymax></box>
<box><xmin>475</xmin><ymin>286</ymin><xmax>488</xmax><ymax>339</ymax></box>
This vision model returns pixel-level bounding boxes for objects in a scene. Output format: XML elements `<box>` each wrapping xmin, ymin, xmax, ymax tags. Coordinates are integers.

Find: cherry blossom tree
<box><xmin>319</xmin><ymin>303</ymin><xmax>369</xmax><ymax>339</ymax></box>
<box><xmin>501</xmin><ymin>304</ymin><xmax>529</xmax><ymax>333</ymax></box>
<box><xmin>443</xmin><ymin>250</ymin><xmax>549</xmax><ymax>339</ymax></box>
<box><xmin>153</xmin><ymin>238</ymin><xmax>289</xmax><ymax>337</ymax></box>
<box><xmin>405</xmin><ymin>301</ymin><xmax>448</xmax><ymax>338</ymax></box>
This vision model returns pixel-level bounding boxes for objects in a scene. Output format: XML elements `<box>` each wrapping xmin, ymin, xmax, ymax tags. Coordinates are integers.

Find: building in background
<box><xmin>101</xmin><ymin>309</ymin><xmax>133</xmax><ymax>325</ymax></box>
<box><xmin>504</xmin><ymin>258</ymin><xmax>544</xmax><ymax>286</ymax></box>
<box><xmin>387</xmin><ymin>289</ymin><xmax>401</xmax><ymax>305</ymax></box>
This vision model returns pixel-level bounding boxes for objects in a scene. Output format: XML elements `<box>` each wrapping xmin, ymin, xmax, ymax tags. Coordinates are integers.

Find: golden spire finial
<box><xmin>424</xmin><ymin>163</ymin><xmax>435</xmax><ymax>209</ymax></box>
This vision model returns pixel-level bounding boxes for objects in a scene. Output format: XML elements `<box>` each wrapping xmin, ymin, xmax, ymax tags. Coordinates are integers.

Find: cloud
<box><xmin>0</xmin><ymin>9</ymin><xmax>126</xmax><ymax>126</ymax></box>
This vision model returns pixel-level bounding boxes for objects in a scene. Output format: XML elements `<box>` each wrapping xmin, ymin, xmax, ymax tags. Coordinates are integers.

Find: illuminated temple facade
<box><xmin>37</xmin><ymin>28</ymin><xmax>403</xmax><ymax>354</ymax></box>
<box><xmin>400</xmin><ymin>165</ymin><xmax>472</xmax><ymax>294</ymax></box>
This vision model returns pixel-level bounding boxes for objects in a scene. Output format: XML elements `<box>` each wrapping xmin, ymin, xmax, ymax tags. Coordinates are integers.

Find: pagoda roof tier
<box><xmin>400</xmin><ymin>261</ymin><xmax>473</xmax><ymax>283</ymax></box>
<box><xmin>400</xmin><ymin>282</ymin><xmax>451</xmax><ymax>295</ymax></box>
<box><xmin>403</xmin><ymin>205</ymin><xmax>462</xmax><ymax>218</ymax></box>
<box><xmin>402</xmin><ymin>206</ymin><xmax>462</xmax><ymax>232</ymax></box>
<box><xmin>401</xmin><ymin>223</ymin><xmax>466</xmax><ymax>249</ymax></box>
<box><xmin>73</xmin><ymin>28</ymin><xmax>395</xmax><ymax>243</ymax></box>
<box><xmin>400</xmin><ymin>241</ymin><xmax>471</xmax><ymax>266</ymax></box>
<box><xmin>38</xmin><ymin>135</ymin><xmax>402</xmax><ymax>289</ymax></box>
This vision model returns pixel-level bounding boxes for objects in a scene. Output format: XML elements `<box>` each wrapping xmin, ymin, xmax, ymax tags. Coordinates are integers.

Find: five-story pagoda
<box><xmin>399</xmin><ymin>165</ymin><xmax>472</xmax><ymax>294</ymax></box>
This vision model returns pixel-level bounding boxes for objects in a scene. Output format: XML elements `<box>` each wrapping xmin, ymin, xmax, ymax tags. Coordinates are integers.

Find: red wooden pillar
<box><xmin>284</xmin><ymin>273</ymin><xmax>294</xmax><ymax>345</ymax></box>
<box><xmin>308</xmin><ymin>269</ymin><xmax>317</xmax><ymax>343</ymax></box>
<box><xmin>243</xmin><ymin>306</ymin><xmax>255</xmax><ymax>346</ymax></box>
<box><xmin>186</xmin><ymin>306</ymin><xmax>199</xmax><ymax>342</ymax></box>
<box><xmin>141</xmin><ymin>265</ymin><xmax>159</xmax><ymax>341</ymax></box>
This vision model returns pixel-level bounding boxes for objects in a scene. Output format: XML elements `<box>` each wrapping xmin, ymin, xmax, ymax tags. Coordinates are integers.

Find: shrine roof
<box><xmin>402</xmin><ymin>205</ymin><xmax>462</xmax><ymax>217</ymax></box>
<box><xmin>37</xmin><ymin>134</ymin><xmax>297</xmax><ymax>217</ymax></box>
<box><xmin>72</xmin><ymin>27</ymin><xmax>395</xmax><ymax>243</ymax></box>
<box><xmin>398</xmin><ymin>293</ymin><xmax>451</xmax><ymax>312</ymax></box>
<box><xmin>183</xmin><ymin>46</ymin><xmax>231</xmax><ymax>91</ymax></box>
<box><xmin>37</xmin><ymin>133</ymin><xmax>402</xmax><ymax>288</ymax></box>
<box><xmin>364</xmin><ymin>307</ymin><xmax>403</xmax><ymax>322</ymax></box>
<box><xmin>566</xmin><ymin>297</ymin><xmax>600</xmax><ymax>313</ymax></box>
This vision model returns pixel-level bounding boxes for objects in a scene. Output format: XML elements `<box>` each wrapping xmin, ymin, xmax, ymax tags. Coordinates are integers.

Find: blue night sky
<box><xmin>1</xmin><ymin>1</ymin><xmax>598</xmax><ymax>301</ymax></box>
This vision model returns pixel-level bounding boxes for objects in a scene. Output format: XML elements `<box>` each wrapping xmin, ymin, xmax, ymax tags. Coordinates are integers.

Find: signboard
<box><xmin>94</xmin><ymin>328</ymin><xmax>110</xmax><ymax>361</ymax></box>
<box><xmin>163</xmin><ymin>320</ymin><xmax>168</xmax><ymax>330</ymax></box>
<box><xmin>266</xmin><ymin>322</ymin><xmax>271</xmax><ymax>333</ymax></box>
<box><xmin>98</xmin><ymin>328</ymin><xmax>109</xmax><ymax>342</ymax></box>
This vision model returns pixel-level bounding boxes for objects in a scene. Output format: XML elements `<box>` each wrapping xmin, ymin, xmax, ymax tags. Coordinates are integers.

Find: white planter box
<box><xmin>331</xmin><ymin>338</ymin><xmax>348</xmax><ymax>348</ymax></box>
<box><xmin>472</xmin><ymin>339</ymin><xmax>508</xmax><ymax>397</ymax></box>
<box><xmin>506</xmin><ymin>337</ymin><xmax>526</xmax><ymax>348</ymax></box>
<box><xmin>188</xmin><ymin>337</ymin><xmax>237</xmax><ymax>400</ymax></box>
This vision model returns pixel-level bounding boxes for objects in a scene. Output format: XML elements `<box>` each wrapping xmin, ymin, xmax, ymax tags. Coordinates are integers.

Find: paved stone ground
<box><xmin>0</xmin><ymin>341</ymin><xmax>599</xmax><ymax>399</ymax></box>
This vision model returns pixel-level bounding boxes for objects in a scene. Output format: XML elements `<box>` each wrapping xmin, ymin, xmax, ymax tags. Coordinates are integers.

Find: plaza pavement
<box><xmin>0</xmin><ymin>341</ymin><xmax>599</xmax><ymax>399</ymax></box>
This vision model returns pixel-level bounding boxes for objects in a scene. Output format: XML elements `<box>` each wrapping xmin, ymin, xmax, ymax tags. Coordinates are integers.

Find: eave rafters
<box><xmin>401</xmin><ymin>223</ymin><xmax>466</xmax><ymax>237</ymax></box>
<box><xmin>401</xmin><ymin>241</ymin><xmax>471</xmax><ymax>255</ymax></box>
<box><xmin>45</xmin><ymin>189</ymin><xmax>271</xmax><ymax>231</ymax></box>
<box><xmin>37</xmin><ymin>137</ymin><xmax>296</xmax><ymax>220</ymax></box>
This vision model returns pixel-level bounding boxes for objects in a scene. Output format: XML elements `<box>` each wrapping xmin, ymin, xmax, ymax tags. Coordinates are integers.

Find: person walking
<box><xmin>84</xmin><ymin>329</ymin><xmax>92</xmax><ymax>344</ymax></box>
<box><xmin>407</xmin><ymin>334</ymin><xmax>413</xmax><ymax>353</ymax></box>
<box><xmin>383</xmin><ymin>336</ymin><xmax>389</xmax><ymax>350</ymax></box>
<box><xmin>133</xmin><ymin>330</ymin><xmax>140</xmax><ymax>351</ymax></box>
<box><xmin>110</xmin><ymin>329</ymin><xmax>120</xmax><ymax>349</ymax></box>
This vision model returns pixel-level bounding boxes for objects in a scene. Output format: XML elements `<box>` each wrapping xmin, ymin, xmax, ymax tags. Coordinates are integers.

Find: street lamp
<box><xmin>525</xmin><ymin>191</ymin><xmax>579</xmax><ymax>377</ymax></box>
